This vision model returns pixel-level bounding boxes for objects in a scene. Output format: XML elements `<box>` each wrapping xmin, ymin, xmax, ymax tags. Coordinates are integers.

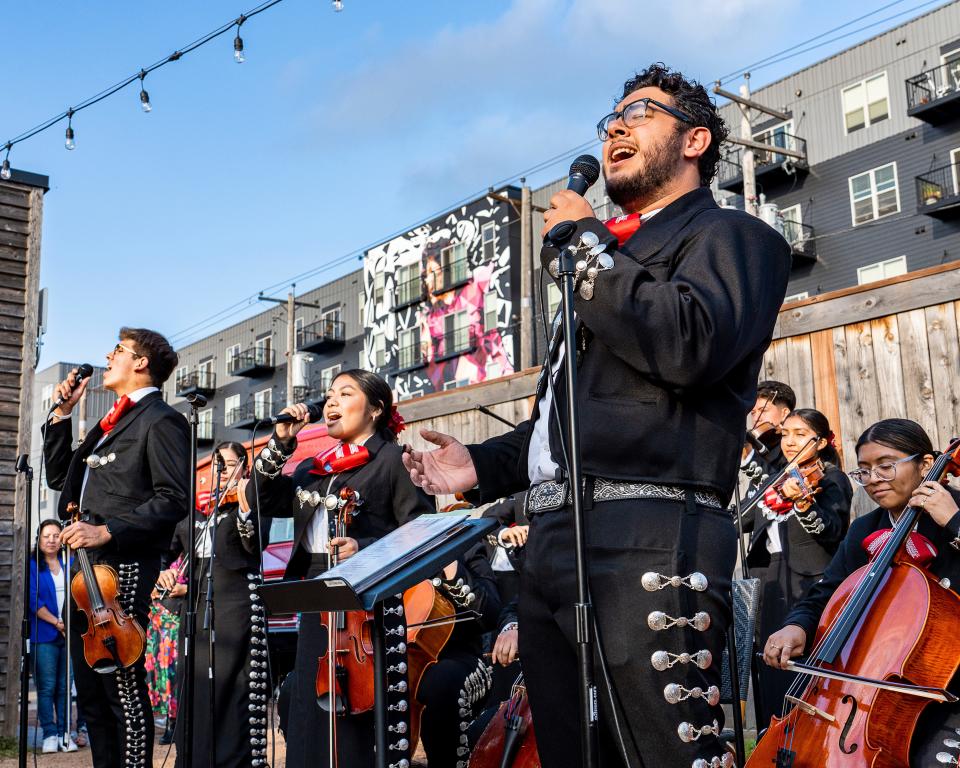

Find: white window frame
<box><xmin>254</xmin><ymin>388</ymin><xmax>273</xmax><ymax>420</ymax></box>
<box><xmin>396</xmin><ymin>263</ymin><xmax>421</xmax><ymax>306</ymax></box>
<box><xmin>941</xmin><ymin>47</ymin><xmax>960</xmax><ymax>93</ymax></box>
<box><xmin>481</xmin><ymin>221</ymin><xmax>497</xmax><ymax>262</ymax></box>
<box><xmin>486</xmin><ymin>359</ymin><xmax>502</xmax><ymax>379</ymax></box>
<box><xmin>40</xmin><ymin>383</ymin><xmax>54</xmax><ymax>412</ymax></box>
<box><xmin>359</xmin><ymin>292</ymin><xmax>366</xmax><ymax>326</ymax></box>
<box><xmin>372</xmin><ymin>333</ymin><xmax>386</xmax><ymax>369</ymax></box>
<box><xmin>783</xmin><ymin>291</ymin><xmax>809</xmax><ymax>304</ymax></box>
<box><xmin>779</xmin><ymin>203</ymin><xmax>803</xmax><ymax>246</ymax></box>
<box><xmin>198</xmin><ymin>409</ymin><xmax>214</xmax><ymax>441</ymax></box>
<box><xmin>443</xmin><ymin>378</ymin><xmax>470</xmax><ymax>391</ymax></box>
<box><xmin>848</xmin><ymin>162</ymin><xmax>900</xmax><ymax>226</ymax></box>
<box><xmin>546</xmin><ymin>283</ymin><xmax>562</xmax><ymax>319</ymax></box>
<box><xmin>841</xmin><ymin>72</ymin><xmax>889</xmax><ymax>134</ymax></box>
<box><xmin>483</xmin><ymin>290</ymin><xmax>499</xmax><ymax>331</ymax></box>
<box><xmin>444</xmin><ymin>310</ymin><xmax>470</xmax><ymax>354</ymax></box>
<box><xmin>951</xmin><ymin>147</ymin><xmax>960</xmax><ymax>196</ymax></box>
<box><xmin>320</xmin><ymin>364</ymin><xmax>341</xmax><ymax>392</ymax></box>
<box><xmin>753</xmin><ymin>120</ymin><xmax>794</xmax><ymax>165</ymax></box>
<box><xmin>359</xmin><ymin>349</ymin><xmax>365</xmax><ymax>370</ymax></box>
<box><xmin>224</xmin><ymin>394</ymin><xmax>240</xmax><ymax>425</ymax></box>
<box><xmin>857</xmin><ymin>255</ymin><xmax>908</xmax><ymax>286</ymax></box>
<box><xmin>176</xmin><ymin>365</ymin><xmax>188</xmax><ymax>388</ymax></box>
<box><xmin>373</xmin><ymin>271</ymin><xmax>386</xmax><ymax>306</ymax></box>
<box><xmin>398</xmin><ymin>327</ymin><xmax>421</xmax><ymax>369</ymax></box>
<box><xmin>225</xmin><ymin>344</ymin><xmax>241</xmax><ymax>376</ymax></box>
<box><xmin>440</xmin><ymin>242</ymin><xmax>469</xmax><ymax>287</ymax></box>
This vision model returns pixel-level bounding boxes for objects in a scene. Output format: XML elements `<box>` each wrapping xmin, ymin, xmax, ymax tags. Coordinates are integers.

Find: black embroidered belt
<box><xmin>526</xmin><ymin>477</ymin><xmax>723</xmax><ymax>515</ymax></box>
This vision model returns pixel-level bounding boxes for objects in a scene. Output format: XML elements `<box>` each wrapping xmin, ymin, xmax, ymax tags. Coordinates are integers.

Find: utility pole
<box><xmin>713</xmin><ymin>75</ymin><xmax>803</xmax><ymax>219</ymax></box>
<box><xmin>77</xmin><ymin>387</ymin><xmax>88</xmax><ymax>442</ymax></box>
<box><xmin>258</xmin><ymin>287</ymin><xmax>322</xmax><ymax>406</ymax></box>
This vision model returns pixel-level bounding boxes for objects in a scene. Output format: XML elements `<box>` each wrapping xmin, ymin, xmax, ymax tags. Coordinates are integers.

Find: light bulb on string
<box><xmin>332</xmin><ymin>0</ymin><xmax>344</xmax><ymax>11</ymax></box>
<box><xmin>139</xmin><ymin>70</ymin><xmax>152</xmax><ymax>113</ymax></box>
<box><xmin>234</xmin><ymin>16</ymin><xmax>246</xmax><ymax>63</ymax></box>
<box><xmin>1</xmin><ymin>145</ymin><xmax>11</xmax><ymax>181</ymax></box>
<box><xmin>65</xmin><ymin>110</ymin><xmax>76</xmax><ymax>151</ymax></box>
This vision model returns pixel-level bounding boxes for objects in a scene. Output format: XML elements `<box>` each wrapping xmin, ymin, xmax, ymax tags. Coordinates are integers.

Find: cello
<box><xmin>746</xmin><ymin>439</ymin><xmax>960</xmax><ymax>767</ymax></box>
<box><xmin>66</xmin><ymin>503</ymin><xmax>146</xmax><ymax>673</ymax></box>
<box><xmin>469</xmin><ymin>673</ymin><xmax>541</xmax><ymax>768</ymax></box>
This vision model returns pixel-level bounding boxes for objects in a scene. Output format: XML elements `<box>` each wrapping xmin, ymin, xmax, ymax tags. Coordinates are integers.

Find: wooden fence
<box><xmin>398</xmin><ymin>261</ymin><xmax>960</xmax><ymax>515</ymax></box>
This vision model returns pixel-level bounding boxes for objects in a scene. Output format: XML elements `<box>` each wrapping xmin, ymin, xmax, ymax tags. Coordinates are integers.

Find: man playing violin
<box><xmin>737</xmin><ymin>380</ymin><xmax>796</xmax><ymax>507</ymax></box>
<box><xmin>43</xmin><ymin>328</ymin><xmax>188</xmax><ymax>768</ymax></box>
<box><xmin>403</xmin><ymin>63</ymin><xmax>791</xmax><ymax>768</ymax></box>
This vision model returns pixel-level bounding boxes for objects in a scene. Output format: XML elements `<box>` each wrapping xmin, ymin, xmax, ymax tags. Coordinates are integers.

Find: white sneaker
<box><xmin>60</xmin><ymin>736</ymin><xmax>79</xmax><ymax>752</ymax></box>
<box><xmin>41</xmin><ymin>735</ymin><xmax>59</xmax><ymax>753</ymax></box>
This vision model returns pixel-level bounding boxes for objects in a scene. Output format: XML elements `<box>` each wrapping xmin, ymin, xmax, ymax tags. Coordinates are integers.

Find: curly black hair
<box><xmin>619</xmin><ymin>63</ymin><xmax>729</xmax><ymax>187</ymax></box>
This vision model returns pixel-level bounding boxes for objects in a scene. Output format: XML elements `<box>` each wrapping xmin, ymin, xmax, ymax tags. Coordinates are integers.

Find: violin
<box><xmin>739</xmin><ymin>436</ymin><xmax>825</xmax><ymax>521</ymax></box>
<box><xmin>747</xmin><ymin>420</ymin><xmax>781</xmax><ymax>457</ymax></box>
<box><xmin>747</xmin><ymin>439</ymin><xmax>960</xmax><ymax>768</ymax></box>
<box><xmin>66</xmin><ymin>503</ymin><xmax>146</xmax><ymax>673</ymax></box>
<box><xmin>470</xmin><ymin>673</ymin><xmax>541</xmax><ymax>768</ymax></box>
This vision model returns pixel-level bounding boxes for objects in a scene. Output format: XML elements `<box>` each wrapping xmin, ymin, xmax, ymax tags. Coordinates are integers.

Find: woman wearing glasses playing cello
<box><xmin>761</xmin><ymin>418</ymin><xmax>960</xmax><ymax>765</ymax></box>
<box><xmin>744</xmin><ymin>408</ymin><xmax>853</xmax><ymax>727</ymax></box>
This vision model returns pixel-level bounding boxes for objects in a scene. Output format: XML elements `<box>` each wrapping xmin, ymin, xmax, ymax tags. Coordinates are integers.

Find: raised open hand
<box><xmin>401</xmin><ymin>429</ymin><xmax>478</xmax><ymax>496</ymax></box>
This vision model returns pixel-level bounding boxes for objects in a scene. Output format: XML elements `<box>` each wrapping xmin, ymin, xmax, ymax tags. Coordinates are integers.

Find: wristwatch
<box><xmin>499</xmin><ymin>621</ymin><xmax>518</xmax><ymax>634</ymax></box>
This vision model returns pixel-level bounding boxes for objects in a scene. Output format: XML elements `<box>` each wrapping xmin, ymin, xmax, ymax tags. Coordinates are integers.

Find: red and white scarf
<box><xmin>309</xmin><ymin>442</ymin><xmax>370</xmax><ymax>476</ymax></box>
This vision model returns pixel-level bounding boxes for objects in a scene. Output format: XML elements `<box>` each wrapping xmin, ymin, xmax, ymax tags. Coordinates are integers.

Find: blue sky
<box><xmin>3</xmin><ymin>0</ymin><xmax>947</xmax><ymax>366</ymax></box>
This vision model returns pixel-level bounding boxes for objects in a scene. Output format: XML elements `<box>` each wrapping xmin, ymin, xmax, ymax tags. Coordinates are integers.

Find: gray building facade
<box><xmin>165</xmin><ymin>269</ymin><xmax>365</xmax><ymax>445</ymax></box>
<box><xmin>716</xmin><ymin>1</ymin><xmax>960</xmax><ymax>298</ymax></box>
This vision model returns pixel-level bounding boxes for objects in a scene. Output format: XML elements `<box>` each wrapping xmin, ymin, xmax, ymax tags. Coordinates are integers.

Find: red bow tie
<box><xmin>604</xmin><ymin>212</ymin><xmax>644</xmax><ymax>246</ymax></box>
<box><xmin>100</xmin><ymin>395</ymin><xmax>135</xmax><ymax>434</ymax></box>
<box><xmin>861</xmin><ymin>528</ymin><xmax>938</xmax><ymax>569</ymax></box>
<box><xmin>310</xmin><ymin>442</ymin><xmax>370</xmax><ymax>476</ymax></box>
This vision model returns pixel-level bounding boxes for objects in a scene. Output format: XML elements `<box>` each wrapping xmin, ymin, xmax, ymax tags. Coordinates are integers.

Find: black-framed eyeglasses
<box><xmin>596</xmin><ymin>98</ymin><xmax>693</xmax><ymax>140</ymax></box>
<box><xmin>847</xmin><ymin>454</ymin><xmax>918</xmax><ymax>486</ymax></box>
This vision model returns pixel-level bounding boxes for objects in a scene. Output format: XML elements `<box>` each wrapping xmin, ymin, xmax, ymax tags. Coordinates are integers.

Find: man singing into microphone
<box><xmin>43</xmin><ymin>328</ymin><xmax>188</xmax><ymax>768</ymax></box>
<box><xmin>403</xmin><ymin>64</ymin><xmax>790</xmax><ymax>768</ymax></box>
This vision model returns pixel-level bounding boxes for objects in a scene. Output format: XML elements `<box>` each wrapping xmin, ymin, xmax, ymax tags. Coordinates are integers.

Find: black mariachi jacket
<box><xmin>248</xmin><ymin>431</ymin><xmax>435</xmax><ymax>580</ymax></box>
<box><xmin>42</xmin><ymin>391</ymin><xmax>190</xmax><ymax>558</ymax></box>
<box><xmin>783</xmin><ymin>489</ymin><xmax>960</xmax><ymax>647</ymax></box>
<box><xmin>745</xmin><ymin>465</ymin><xmax>853</xmax><ymax>576</ymax></box>
<box><xmin>169</xmin><ymin>500</ymin><xmax>269</xmax><ymax>574</ymax></box>
<box><xmin>440</xmin><ymin>543</ymin><xmax>502</xmax><ymax>658</ymax></box>
<box><xmin>465</xmin><ymin>187</ymin><xmax>791</xmax><ymax>504</ymax></box>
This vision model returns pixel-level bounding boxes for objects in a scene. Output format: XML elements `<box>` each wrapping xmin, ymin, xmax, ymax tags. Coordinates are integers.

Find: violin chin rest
<box><xmin>91</xmin><ymin>660</ymin><xmax>118</xmax><ymax>675</ymax></box>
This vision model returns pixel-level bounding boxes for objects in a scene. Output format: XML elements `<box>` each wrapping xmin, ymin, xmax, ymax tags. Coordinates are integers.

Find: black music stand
<box><xmin>258</xmin><ymin>513</ymin><xmax>496</xmax><ymax>768</ymax></box>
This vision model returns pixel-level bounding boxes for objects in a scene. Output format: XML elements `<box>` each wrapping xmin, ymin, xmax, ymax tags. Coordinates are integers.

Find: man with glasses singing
<box><xmin>44</xmin><ymin>328</ymin><xmax>188</xmax><ymax>768</ymax></box>
<box><xmin>404</xmin><ymin>64</ymin><xmax>791</xmax><ymax>767</ymax></box>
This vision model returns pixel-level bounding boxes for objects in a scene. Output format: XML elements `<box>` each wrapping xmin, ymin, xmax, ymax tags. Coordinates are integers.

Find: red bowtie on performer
<box><xmin>99</xmin><ymin>394</ymin><xmax>135</xmax><ymax>434</ymax></box>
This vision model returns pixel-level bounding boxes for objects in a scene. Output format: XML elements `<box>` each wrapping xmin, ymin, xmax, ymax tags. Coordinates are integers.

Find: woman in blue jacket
<box><xmin>29</xmin><ymin>519</ymin><xmax>76</xmax><ymax>753</ymax></box>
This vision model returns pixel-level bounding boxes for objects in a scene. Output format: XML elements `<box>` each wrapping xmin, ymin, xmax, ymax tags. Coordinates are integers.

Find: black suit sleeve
<box><xmin>41</xmin><ymin>418</ymin><xmax>75</xmax><ymax>494</ymax></box>
<box><xmin>246</xmin><ymin>433</ymin><xmax>299</xmax><ymax>520</ymax></box>
<box><xmin>498</xmin><ymin>597</ymin><xmax>518</xmax><ymax>632</ymax></box>
<box><xmin>105</xmin><ymin>411</ymin><xmax>190</xmax><ymax>551</ymax></box>
<box><xmin>465</xmin><ymin>421</ymin><xmax>532</xmax><ymax>504</ymax></box>
<box><xmin>548</xmin><ymin>215</ymin><xmax>790</xmax><ymax>390</ymax></box>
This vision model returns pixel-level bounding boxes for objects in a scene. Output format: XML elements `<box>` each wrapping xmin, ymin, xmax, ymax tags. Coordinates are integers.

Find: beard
<box><xmin>604</xmin><ymin>128</ymin><xmax>685</xmax><ymax>210</ymax></box>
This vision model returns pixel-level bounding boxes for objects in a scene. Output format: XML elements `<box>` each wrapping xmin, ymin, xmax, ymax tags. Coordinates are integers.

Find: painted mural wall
<box><xmin>362</xmin><ymin>193</ymin><xmax>520</xmax><ymax>398</ymax></box>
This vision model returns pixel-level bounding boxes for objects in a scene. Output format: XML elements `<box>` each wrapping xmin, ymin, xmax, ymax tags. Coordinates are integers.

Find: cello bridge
<box><xmin>784</xmin><ymin>695</ymin><xmax>836</xmax><ymax>722</ymax></box>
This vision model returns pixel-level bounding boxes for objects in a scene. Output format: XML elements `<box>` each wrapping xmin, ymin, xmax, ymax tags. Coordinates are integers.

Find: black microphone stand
<box><xmin>15</xmin><ymin>455</ymin><xmax>32</xmax><ymax>767</ymax></box>
<box><xmin>181</xmin><ymin>392</ymin><xmax>206</xmax><ymax>768</ymax></box>
<box><xmin>204</xmin><ymin>455</ymin><xmax>223</xmax><ymax>768</ymax></box>
<box><xmin>553</xmin><ymin>229</ymin><xmax>599</xmax><ymax>768</ymax></box>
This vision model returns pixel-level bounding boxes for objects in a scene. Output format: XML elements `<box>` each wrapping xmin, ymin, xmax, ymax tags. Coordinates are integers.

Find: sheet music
<box><xmin>320</xmin><ymin>513</ymin><xmax>468</xmax><ymax>591</ymax></box>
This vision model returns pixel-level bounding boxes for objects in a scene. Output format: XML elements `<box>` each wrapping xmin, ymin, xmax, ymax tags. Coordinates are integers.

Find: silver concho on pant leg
<box><xmin>116</xmin><ymin>563</ymin><xmax>147</xmax><ymax>768</ymax></box>
<box><xmin>247</xmin><ymin>573</ymin><xmax>270</xmax><ymax>765</ymax></box>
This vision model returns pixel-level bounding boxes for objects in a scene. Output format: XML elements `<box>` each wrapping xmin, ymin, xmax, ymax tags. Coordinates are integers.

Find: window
<box><xmin>372</xmin><ymin>334</ymin><xmax>386</xmax><ymax>369</ymax></box>
<box><xmin>255</xmin><ymin>333</ymin><xmax>272</xmax><ymax>366</ymax></box>
<box><xmin>225</xmin><ymin>344</ymin><xmax>240</xmax><ymax>376</ymax></box>
<box><xmin>359</xmin><ymin>292</ymin><xmax>365</xmax><ymax>326</ymax></box>
<box><xmin>443</xmin><ymin>378</ymin><xmax>470</xmax><ymax>391</ymax></box>
<box><xmin>440</xmin><ymin>242</ymin><xmax>469</xmax><ymax>288</ymax></box>
<box><xmin>857</xmin><ymin>256</ymin><xmax>907</xmax><ymax>285</ymax></box>
<box><xmin>546</xmin><ymin>283</ymin><xmax>562</xmax><ymax>319</ymax></box>
<box><xmin>486</xmin><ymin>359</ymin><xmax>502</xmax><ymax>379</ymax></box>
<box><xmin>224</xmin><ymin>394</ymin><xmax>240</xmax><ymax>425</ymax></box>
<box><xmin>484</xmin><ymin>290</ymin><xmax>499</xmax><ymax>331</ymax></box>
<box><xmin>197</xmin><ymin>358</ymin><xmax>214</xmax><ymax>389</ymax></box>
<box><xmin>175</xmin><ymin>365</ymin><xmax>188</xmax><ymax>389</ymax></box>
<box><xmin>40</xmin><ymin>383</ymin><xmax>54</xmax><ymax>412</ymax></box>
<box><xmin>398</xmin><ymin>327</ymin><xmax>422</xmax><ymax>369</ymax></box>
<box><xmin>753</xmin><ymin>121</ymin><xmax>793</xmax><ymax>165</ymax></box>
<box><xmin>39</xmin><ymin>483</ymin><xmax>49</xmax><ymax>505</ymax></box>
<box><xmin>399</xmin><ymin>389</ymin><xmax>424</xmax><ymax>400</ymax></box>
<box><xmin>294</xmin><ymin>317</ymin><xmax>305</xmax><ymax>348</ymax></box>
<box><xmin>951</xmin><ymin>147</ymin><xmax>960</xmax><ymax>196</ymax></box>
<box><xmin>396</xmin><ymin>263</ymin><xmax>422</xmax><ymax>306</ymax></box>
<box><xmin>444</xmin><ymin>311</ymin><xmax>471</xmax><ymax>355</ymax></box>
<box><xmin>359</xmin><ymin>350</ymin><xmax>365</xmax><ymax>370</ymax></box>
<box><xmin>320</xmin><ymin>364</ymin><xmax>341</xmax><ymax>392</ymax></box>
<box><xmin>849</xmin><ymin>163</ymin><xmax>899</xmax><ymax>225</ymax></box>
<box><xmin>198</xmin><ymin>409</ymin><xmax>213</xmax><ymax>441</ymax></box>
<box><xmin>481</xmin><ymin>222</ymin><xmax>497</xmax><ymax>262</ymax></box>
<box><xmin>374</xmin><ymin>272</ymin><xmax>385</xmax><ymax>306</ymax></box>
<box><xmin>942</xmin><ymin>47</ymin><xmax>960</xmax><ymax>92</ymax></box>
<box><xmin>842</xmin><ymin>73</ymin><xmax>889</xmax><ymax>133</ymax></box>
<box><xmin>779</xmin><ymin>204</ymin><xmax>805</xmax><ymax>246</ymax></box>
<box><xmin>783</xmin><ymin>291</ymin><xmax>809</xmax><ymax>304</ymax></box>
<box><xmin>254</xmin><ymin>388</ymin><xmax>273</xmax><ymax>420</ymax></box>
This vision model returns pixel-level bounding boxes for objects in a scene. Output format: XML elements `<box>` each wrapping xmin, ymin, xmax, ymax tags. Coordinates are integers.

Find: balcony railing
<box><xmin>292</xmin><ymin>385</ymin><xmax>314</xmax><ymax>403</ymax></box>
<box><xmin>175</xmin><ymin>370</ymin><xmax>216</xmax><ymax>398</ymax></box>
<box><xmin>228</xmin><ymin>347</ymin><xmax>275</xmax><ymax>377</ymax></box>
<box><xmin>906</xmin><ymin>64</ymin><xmax>960</xmax><ymax>123</ymax></box>
<box><xmin>396</xmin><ymin>341</ymin><xmax>427</xmax><ymax>372</ymax></box>
<box><xmin>436</xmin><ymin>327</ymin><xmax>475</xmax><ymax>361</ymax></box>
<box><xmin>782</xmin><ymin>219</ymin><xmax>817</xmax><ymax>264</ymax></box>
<box><xmin>197</xmin><ymin>419</ymin><xmax>215</xmax><ymax>444</ymax></box>
<box><xmin>716</xmin><ymin>133</ymin><xmax>809</xmax><ymax>193</ymax></box>
<box><xmin>297</xmin><ymin>319</ymin><xmax>346</xmax><ymax>353</ymax></box>
<box><xmin>916</xmin><ymin>164</ymin><xmax>960</xmax><ymax>219</ymax></box>
<box><xmin>394</xmin><ymin>273</ymin><xmax>424</xmax><ymax>310</ymax></box>
<box><xmin>432</xmin><ymin>258</ymin><xmax>471</xmax><ymax>294</ymax></box>
<box><xmin>226</xmin><ymin>401</ymin><xmax>272</xmax><ymax>429</ymax></box>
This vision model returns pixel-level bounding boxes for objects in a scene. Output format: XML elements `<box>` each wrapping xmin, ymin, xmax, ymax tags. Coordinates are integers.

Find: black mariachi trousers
<box><xmin>70</xmin><ymin>555</ymin><xmax>158</xmax><ymax>768</ymax></box>
<box><xmin>518</xmin><ymin>495</ymin><xmax>737</xmax><ymax>768</ymax></box>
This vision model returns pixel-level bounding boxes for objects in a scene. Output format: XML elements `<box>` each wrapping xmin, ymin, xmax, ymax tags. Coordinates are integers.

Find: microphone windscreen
<box><xmin>77</xmin><ymin>363</ymin><xmax>94</xmax><ymax>381</ymax></box>
<box><xmin>569</xmin><ymin>155</ymin><xmax>601</xmax><ymax>187</ymax></box>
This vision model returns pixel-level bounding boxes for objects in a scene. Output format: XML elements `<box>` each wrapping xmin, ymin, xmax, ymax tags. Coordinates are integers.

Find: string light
<box><xmin>138</xmin><ymin>70</ymin><xmax>152</xmax><ymax>113</ymax></box>
<box><xmin>64</xmin><ymin>110</ymin><xmax>76</xmax><ymax>151</ymax></box>
<box><xmin>332</xmin><ymin>0</ymin><xmax>344</xmax><ymax>11</ymax></box>
<box><xmin>1</xmin><ymin>144</ymin><xmax>11</xmax><ymax>180</ymax></box>
<box><xmin>234</xmin><ymin>16</ymin><xmax>246</xmax><ymax>63</ymax></box>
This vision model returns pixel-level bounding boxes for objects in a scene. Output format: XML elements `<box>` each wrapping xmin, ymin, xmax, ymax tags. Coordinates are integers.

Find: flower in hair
<box><xmin>387</xmin><ymin>404</ymin><xmax>406</xmax><ymax>437</ymax></box>
<box><xmin>826</xmin><ymin>430</ymin><xmax>837</xmax><ymax>449</ymax></box>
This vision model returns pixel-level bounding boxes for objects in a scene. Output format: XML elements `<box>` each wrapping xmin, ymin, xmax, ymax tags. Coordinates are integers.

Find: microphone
<box><xmin>268</xmin><ymin>400</ymin><xmax>325</xmax><ymax>425</ymax></box>
<box><xmin>566</xmin><ymin>154</ymin><xmax>601</xmax><ymax>196</ymax></box>
<box><xmin>52</xmin><ymin>363</ymin><xmax>94</xmax><ymax>410</ymax></box>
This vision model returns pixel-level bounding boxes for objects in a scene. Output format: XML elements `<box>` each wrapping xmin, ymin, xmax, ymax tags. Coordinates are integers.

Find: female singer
<box><xmin>159</xmin><ymin>441</ymin><xmax>267</xmax><ymax>768</ymax></box>
<box><xmin>745</xmin><ymin>408</ymin><xmax>853</xmax><ymax>726</ymax></box>
<box><xmin>249</xmin><ymin>369</ymin><xmax>434</xmax><ymax>768</ymax></box>
<box><xmin>762</xmin><ymin>418</ymin><xmax>960</xmax><ymax>763</ymax></box>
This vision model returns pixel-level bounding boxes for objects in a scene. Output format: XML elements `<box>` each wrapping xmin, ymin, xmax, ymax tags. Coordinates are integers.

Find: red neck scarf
<box><xmin>99</xmin><ymin>395</ymin><xmax>135</xmax><ymax>434</ymax></box>
<box><xmin>604</xmin><ymin>213</ymin><xmax>644</xmax><ymax>246</ymax></box>
<box><xmin>861</xmin><ymin>528</ymin><xmax>938</xmax><ymax>569</ymax></box>
<box><xmin>309</xmin><ymin>442</ymin><xmax>370</xmax><ymax>476</ymax></box>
